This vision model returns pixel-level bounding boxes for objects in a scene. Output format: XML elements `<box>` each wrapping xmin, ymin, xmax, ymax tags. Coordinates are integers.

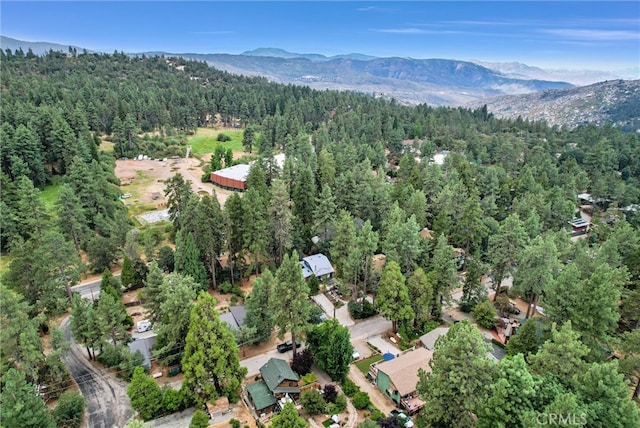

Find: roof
<box><xmin>259</xmin><ymin>358</ymin><xmax>299</xmax><ymax>393</ymax></box>
<box><xmin>302</xmin><ymin>254</ymin><xmax>334</xmax><ymax>277</ymax></box>
<box><xmin>211</xmin><ymin>163</ymin><xmax>251</xmax><ymax>182</ymax></box>
<box><xmin>419</xmin><ymin>327</ymin><xmax>450</xmax><ymax>351</ymax></box>
<box><xmin>220</xmin><ymin>305</ymin><xmax>247</xmax><ymax>330</ymax></box>
<box><xmin>229</xmin><ymin>306</ymin><xmax>247</xmax><ymax>327</ymax></box>
<box><xmin>376</xmin><ymin>348</ymin><xmax>433</xmax><ymax>397</ymax></box>
<box><xmin>568</xmin><ymin>218</ymin><xmax>590</xmax><ymax>228</ymax></box>
<box><xmin>128</xmin><ymin>334</ymin><xmax>157</xmax><ymax>367</ymax></box>
<box><xmin>220</xmin><ymin>312</ymin><xmax>240</xmax><ymax>330</ymax></box>
<box><xmin>300</xmin><ymin>261</ymin><xmax>314</xmax><ymax>279</ymax></box>
<box><xmin>247</xmin><ymin>381</ymin><xmax>277</xmax><ymax>410</ymax></box>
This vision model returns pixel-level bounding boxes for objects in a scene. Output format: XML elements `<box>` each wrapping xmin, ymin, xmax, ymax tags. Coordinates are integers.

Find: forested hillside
<box><xmin>1</xmin><ymin>49</ymin><xmax>639</xmax><ymax>427</ymax></box>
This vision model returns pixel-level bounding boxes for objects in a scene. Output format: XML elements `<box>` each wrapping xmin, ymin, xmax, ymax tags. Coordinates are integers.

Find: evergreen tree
<box><xmin>142</xmin><ymin>261</ymin><xmax>165</xmax><ymax>324</ymax></box>
<box><xmin>476</xmin><ymin>354</ymin><xmax>536</xmax><ymax>428</ymax></box>
<box><xmin>0</xmin><ymin>368</ymin><xmax>55</xmax><ymax>428</ymax></box>
<box><xmin>417</xmin><ymin>320</ymin><xmax>496</xmax><ymax>428</ymax></box>
<box><xmin>488</xmin><ymin>214</ymin><xmax>527</xmax><ymax>301</ymax></box>
<box><xmin>55</xmin><ymin>183</ymin><xmax>90</xmax><ymax>253</ymax></box>
<box><xmin>224</xmin><ymin>192</ymin><xmax>245</xmax><ymax>284</ymax></box>
<box><xmin>272</xmin><ymin>250</ymin><xmax>312</xmax><ymax>358</ymax></box>
<box><xmin>182</xmin><ymin>292</ymin><xmax>247</xmax><ymax>405</ymax></box>
<box><xmin>375</xmin><ymin>260</ymin><xmax>414</xmax><ymax>332</ymax></box>
<box><xmin>529</xmin><ymin>322</ymin><xmax>589</xmax><ymax>389</ymax></box>
<box><xmin>242</xmin><ymin>188</ymin><xmax>269</xmax><ymax>275</ymax></box>
<box><xmin>306</xmin><ymin>319</ymin><xmax>354</xmax><ymax>382</ymax></box>
<box><xmin>127</xmin><ymin>366</ymin><xmax>164</xmax><ymax>421</ymax></box>
<box><xmin>269</xmin><ymin>179</ymin><xmax>293</xmax><ymax>264</ymax></box>
<box><xmin>407</xmin><ymin>267</ymin><xmax>435</xmax><ymax>328</ymax></box>
<box><xmin>174</xmin><ymin>231</ymin><xmax>207</xmax><ymax>290</ymax></box>
<box><xmin>245</xmin><ymin>270</ymin><xmax>275</xmax><ymax>343</ymax></box>
<box><xmin>96</xmin><ymin>292</ymin><xmax>131</xmax><ymax>346</ymax></box>
<box><xmin>430</xmin><ymin>234</ymin><xmax>459</xmax><ymax>320</ymax></box>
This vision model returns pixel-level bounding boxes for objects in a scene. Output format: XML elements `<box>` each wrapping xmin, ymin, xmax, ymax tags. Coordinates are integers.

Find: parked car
<box><xmin>508</xmin><ymin>300</ymin><xmax>521</xmax><ymax>315</ymax></box>
<box><xmin>352</xmin><ymin>350</ymin><xmax>360</xmax><ymax>360</ymax></box>
<box><xmin>277</xmin><ymin>340</ymin><xmax>301</xmax><ymax>353</ymax></box>
<box><xmin>390</xmin><ymin>411</ymin><xmax>414</xmax><ymax>428</ymax></box>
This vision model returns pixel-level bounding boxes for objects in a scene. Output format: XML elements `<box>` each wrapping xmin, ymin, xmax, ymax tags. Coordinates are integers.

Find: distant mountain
<box><xmin>154</xmin><ymin>52</ymin><xmax>572</xmax><ymax>106</ymax></box>
<box><xmin>1</xmin><ymin>36</ymin><xmax>574</xmax><ymax>106</ymax></box>
<box><xmin>470</xmin><ymin>79</ymin><xmax>640</xmax><ymax>130</ymax></box>
<box><xmin>1</xmin><ymin>35</ymin><xmax>91</xmax><ymax>55</ymax></box>
<box><xmin>241</xmin><ymin>47</ymin><xmax>377</xmax><ymax>62</ymax></box>
<box><xmin>471</xmin><ymin>60</ymin><xmax>632</xmax><ymax>86</ymax></box>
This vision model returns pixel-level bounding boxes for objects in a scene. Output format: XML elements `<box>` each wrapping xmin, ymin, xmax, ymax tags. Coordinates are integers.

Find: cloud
<box><xmin>357</xmin><ymin>6</ymin><xmax>394</xmax><ymax>13</ymax></box>
<box><xmin>540</xmin><ymin>28</ymin><xmax>639</xmax><ymax>41</ymax></box>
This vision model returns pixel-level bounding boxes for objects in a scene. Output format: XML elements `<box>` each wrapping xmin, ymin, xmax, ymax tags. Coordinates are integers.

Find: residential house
<box><xmin>127</xmin><ymin>332</ymin><xmax>157</xmax><ymax>367</ymax></box>
<box><xmin>299</xmin><ymin>254</ymin><xmax>334</xmax><ymax>281</ymax></box>
<box><xmin>220</xmin><ymin>306</ymin><xmax>247</xmax><ymax>330</ymax></box>
<box><xmin>247</xmin><ymin>358</ymin><xmax>300</xmax><ymax>416</ymax></box>
<box><xmin>371</xmin><ymin>348</ymin><xmax>432</xmax><ymax>414</ymax></box>
<box><xmin>420</xmin><ymin>326</ymin><xmax>505</xmax><ymax>362</ymax></box>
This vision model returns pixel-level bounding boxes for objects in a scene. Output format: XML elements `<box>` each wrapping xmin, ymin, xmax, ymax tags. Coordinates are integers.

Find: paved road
<box><xmin>70</xmin><ymin>273</ymin><xmax>122</xmax><ymax>302</ymax></box>
<box><xmin>61</xmin><ymin>317</ymin><xmax>132</xmax><ymax>428</ymax></box>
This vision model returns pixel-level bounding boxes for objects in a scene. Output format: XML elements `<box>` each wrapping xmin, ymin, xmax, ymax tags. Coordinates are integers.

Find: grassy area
<box><xmin>100</xmin><ymin>140</ymin><xmax>115</xmax><ymax>153</ymax></box>
<box><xmin>355</xmin><ymin>354</ymin><xmax>383</xmax><ymax>375</ymax></box>
<box><xmin>189</xmin><ymin>128</ymin><xmax>244</xmax><ymax>155</ymax></box>
<box><xmin>39</xmin><ymin>181</ymin><xmax>63</xmax><ymax>212</ymax></box>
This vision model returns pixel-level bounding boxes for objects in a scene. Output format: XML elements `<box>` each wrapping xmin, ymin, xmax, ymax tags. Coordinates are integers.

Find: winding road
<box><xmin>61</xmin><ymin>317</ymin><xmax>133</xmax><ymax>428</ymax></box>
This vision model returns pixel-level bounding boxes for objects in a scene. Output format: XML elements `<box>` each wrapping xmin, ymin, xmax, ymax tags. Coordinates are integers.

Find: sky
<box><xmin>1</xmin><ymin>1</ymin><xmax>639</xmax><ymax>72</ymax></box>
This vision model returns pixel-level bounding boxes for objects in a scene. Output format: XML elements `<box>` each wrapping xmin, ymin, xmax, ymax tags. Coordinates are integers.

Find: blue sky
<box><xmin>2</xmin><ymin>1</ymin><xmax>638</xmax><ymax>72</ymax></box>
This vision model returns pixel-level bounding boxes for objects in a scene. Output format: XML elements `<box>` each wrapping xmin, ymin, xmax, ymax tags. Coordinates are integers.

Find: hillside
<box><xmin>471</xmin><ymin>79</ymin><xmax>640</xmax><ymax>130</ymax></box>
<box><xmin>163</xmin><ymin>53</ymin><xmax>572</xmax><ymax>106</ymax></box>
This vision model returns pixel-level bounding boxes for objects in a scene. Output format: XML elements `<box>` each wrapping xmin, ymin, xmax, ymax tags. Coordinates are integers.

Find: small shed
<box><xmin>568</xmin><ymin>217</ymin><xmax>590</xmax><ymax>234</ymax></box>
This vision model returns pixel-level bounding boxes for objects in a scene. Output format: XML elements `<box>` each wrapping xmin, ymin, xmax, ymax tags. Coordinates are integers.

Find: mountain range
<box><xmin>2</xmin><ymin>36</ymin><xmax>638</xmax><ymax>129</ymax></box>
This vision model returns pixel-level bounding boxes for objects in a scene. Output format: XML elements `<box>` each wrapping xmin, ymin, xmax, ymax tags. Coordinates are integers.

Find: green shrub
<box><xmin>472</xmin><ymin>300</ymin><xmax>498</xmax><ymax>329</ymax></box>
<box><xmin>352</xmin><ymin>392</ymin><xmax>371</xmax><ymax>410</ymax></box>
<box><xmin>301</xmin><ymin>372</ymin><xmax>317</xmax><ymax>385</ymax></box>
<box><xmin>325</xmin><ymin>393</ymin><xmax>347</xmax><ymax>414</ymax></box>
<box><xmin>348</xmin><ymin>300</ymin><xmax>377</xmax><ymax>319</ymax></box>
<box><xmin>219</xmin><ymin>281</ymin><xmax>233</xmax><ymax>294</ymax></box>
<box><xmin>370</xmin><ymin>408</ymin><xmax>385</xmax><ymax>421</ymax></box>
<box><xmin>189</xmin><ymin>410</ymin><xmax>210</xmax><ymax>428</ymax></box>
<box><xmin>53</xmin><ymin>391</ymin><xmax>86</xmax><ymax>428</ymax></box>
<box><xmin>300</xmin><ymin>389</ymin><xmax>326</xmax><ymax>415</ymax></box>
<box><xmin>230</xmin><ymin>295</ymin><xmax>238</xmax><ymax>306</ymax></box>
<box><xmin>230</xmin><ymin>418</ymin><xmax>241</xmax><ymax>428</ymax></box>
<box><xmin>341</xmin><ymin>379</ymin><xmax>360</xmax><ymax>397</ymax></box>
<box><xmin>217</xmin><ymin>133</ymin><xmax>232</xmax><ymax>142</ymax></box>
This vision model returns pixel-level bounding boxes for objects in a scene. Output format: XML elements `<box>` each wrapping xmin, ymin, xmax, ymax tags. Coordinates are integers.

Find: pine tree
<box><xmin>375</xmin><ymin>260</ymin><xmax>414</xmax><ymax>332</ymax></box>
<box><xmin>182</xmin><ymin>292</ymin><xmax>247</xmax><ymax>405</ymax></box>
<box><xmin>269</xmin><ymin>179</ymin><xmax>293</xmax><ymax>264</ymax></box>
<box><xmin>55</xmin><ymin>183</ymin><xmax>90</xmax><ymax>253</ymax></box>
<box><xmin>417</xmin><ymin>320</ymin><xmax>496</xmax><ymax>428</ymax></box>
<box><xmin>174</xmin><ymin>231</ymin><xmax>207</xmax><ymax>290</ymax></box>
<box><xmin>0</xmin><ymin>368</ymin><xmax>55</xmax><ymax>428</ymax></box>
<box><xmin>245</xmin><ymin>270</ymin><xmax>275</xmax><ymax>342</ymax></box>
<box><xmin>272</xmin><ymin>250</ymin><xmax>312</xmax><ymax>358</ymax></box>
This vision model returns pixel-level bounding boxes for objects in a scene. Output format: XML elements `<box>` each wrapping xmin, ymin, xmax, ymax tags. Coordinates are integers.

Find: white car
<box><xmin>352</xmin><ymin>350</ymin><xmax>360</xmax><ymax>360</ymax></box>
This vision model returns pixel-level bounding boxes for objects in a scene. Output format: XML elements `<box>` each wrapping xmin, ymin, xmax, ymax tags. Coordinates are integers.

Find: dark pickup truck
<box><xmin>277</xmin><ymin>340</ymin><xmax>301</xmax><ymax>353</ymax></box>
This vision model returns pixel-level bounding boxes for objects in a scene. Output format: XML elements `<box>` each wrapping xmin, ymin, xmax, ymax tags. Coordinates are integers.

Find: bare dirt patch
<box><xmin>115</xmin><ymin>158</ymin><xmax>237</xmax><ymax>213</ymax></box>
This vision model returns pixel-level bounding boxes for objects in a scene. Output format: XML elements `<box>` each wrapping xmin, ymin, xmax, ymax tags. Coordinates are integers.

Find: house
<box><xmin>568</xmin><ymin>217</ymin><xmax>590</xmax><ymax>235</ymax></box>
<box><xmin>371</xmin><ymin>348</ymin><xmax>432</xmax><ymax>414</ymax></box>
<box><xmin>247</xmin><ymin>358</ymin><xmax>300</xmax><ymax>416</ymax></box>
<box><xmin>220</xmin><ymin>306</ymin><xmax>247</xmax><ymax>330</ymax></box>
<box><xmin>421</xmin><ymin>326</ymin><xmax>504</xmax><ymax>362</ymax></box>
<box><xmin>299</xmin><ymin>254</ymin><xmax>334</xmax><ymax>281</ymax></box>
<box><xmin>128</xmin><ymin>332</ymin><xmax>157</xmax><ymax>367</ymax></box>
<box><xmin>419</xmin><ymin>327</ymin><xmax>450</xmax><ymax>351</ymax></box>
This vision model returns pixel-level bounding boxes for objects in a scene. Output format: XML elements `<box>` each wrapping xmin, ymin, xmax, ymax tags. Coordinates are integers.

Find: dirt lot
<box><xmin>115</xmin><ymin>157</ymin><xmax>236</xmax><ymax>213</ymax></box>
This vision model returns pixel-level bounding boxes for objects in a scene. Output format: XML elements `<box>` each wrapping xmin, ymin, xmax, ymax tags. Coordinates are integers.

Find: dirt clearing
<box><xmin>115</xmin><ymin>158</ymin><xmax>236</xmax><ymax>216</ymax></box>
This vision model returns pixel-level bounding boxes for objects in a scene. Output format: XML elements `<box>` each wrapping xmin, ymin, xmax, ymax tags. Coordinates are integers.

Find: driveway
<box><xmin>366</xmin><ymin>335</ymin><xmax>402</xmax><ymax>357</ymax></box>
<box><xmin>61</xmin><ymin>317</ymin><xmax>133</xmax><ymax>428</ymax></box>
<box><xmin>311</xmin><ymin>294</ymin><xmax>354</xmax><ymax>326</ymax></box>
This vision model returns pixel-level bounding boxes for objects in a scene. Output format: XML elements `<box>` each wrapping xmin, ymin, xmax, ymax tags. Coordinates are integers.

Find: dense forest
<box><xmin>1</xmin><ymin>49</ymin><xmax>639</xmax><ymax>427</ymax></box>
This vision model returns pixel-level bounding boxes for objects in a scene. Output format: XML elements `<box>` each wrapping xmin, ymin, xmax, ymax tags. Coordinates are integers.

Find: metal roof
<box><xmin>302</xmin><ymin>254</ymin><xmax>334</xmax><ymax>277</ymax></box>
<box><xmin>259</xmin><ymin>358</ymin><xmax>299</xmax><ymax>393</ymax></box>
<box><xmin>212</xmin><ymin>163</ymin><xmax>251</xmax><ymax>181</ymax></box>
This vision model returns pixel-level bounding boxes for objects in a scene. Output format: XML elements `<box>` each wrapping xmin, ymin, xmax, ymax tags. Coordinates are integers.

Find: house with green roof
<box><xmin>246</xmin><ymin>358</ymin><xmax>300</xmax><ymax>416</ymax></box>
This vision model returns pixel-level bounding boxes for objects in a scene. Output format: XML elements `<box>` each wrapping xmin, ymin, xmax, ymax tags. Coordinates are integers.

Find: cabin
<box><xmin>246</xmin><ymin>358</ymin><xmax>300</xmax><ymax>416</ymax></box>
<box><xmin>300</xmin><ymin>254</ymin><xmax>334</xmax><ymax>281</ymax></box>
